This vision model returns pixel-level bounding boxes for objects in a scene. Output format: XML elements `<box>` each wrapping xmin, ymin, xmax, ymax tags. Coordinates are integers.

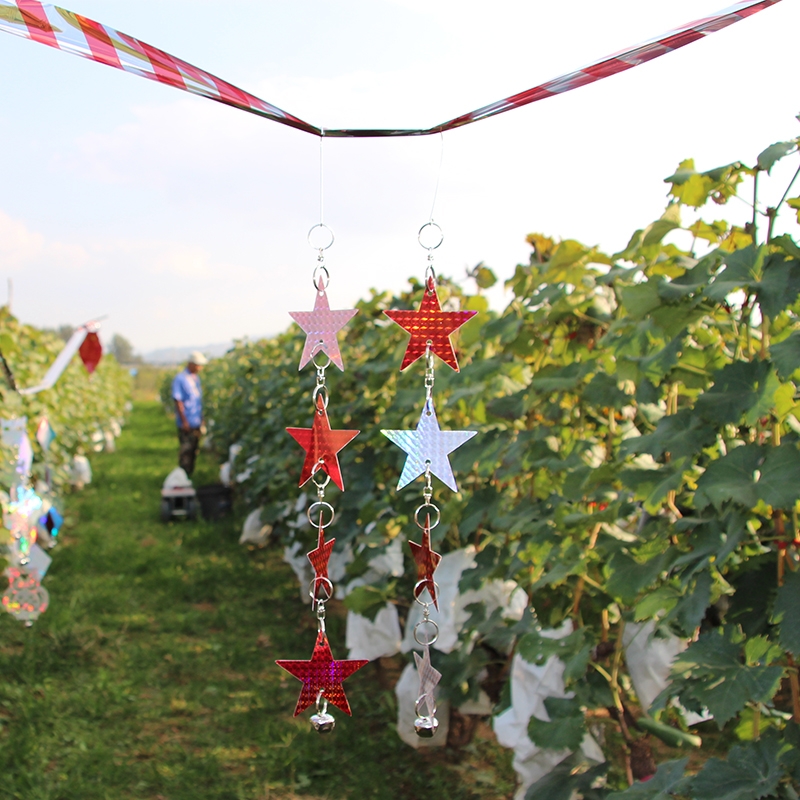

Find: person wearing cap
<box><xmin>172</xmin><ymin>351</ymin><xmax>208</xmax><ymax>476</ymax></box>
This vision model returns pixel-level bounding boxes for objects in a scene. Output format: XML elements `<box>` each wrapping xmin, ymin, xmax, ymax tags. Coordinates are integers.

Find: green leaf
<box><xmin>758</xmin><ymin>443</ymin><xmax>800</xmax><ymax>508</ymax></box>
<box><xmin>705</xmin><ymin>245</ymin><xmax>767</xmax><ymax>301</ymax></box>
<box><xmin>473</xmin><ymin>264</ymin><xmax>497</xmax><ymax>289</ymax></box>
<box><xmin>530</xmin><ymin>361</ymin><xmax>594</xmax><ymax>392</ymax></box>
<box><xmin>773</xmin><ymin>234</ymin><xmax>800</xmax><ymax>259</ymax></box>
<box><xmin>621</xmin><ymin>408</ymin><xmax>715</xmax><ymax>461</ymax></box>
<box><xmin>621</xmin><ymin>281</ymin><xmax>662</xmax><ymax>319</ymax></box>
<box><xmin>772</xmin><ymin>568</ymin><xmax>800</xmax><ymax>657</ymax></box>
<box><xmin>757</xmin><ymin>140</ymin><xmax>796</xmax><ymax>174</ymax></box>
<box><xmin>582</xmin><ymin>372</ymin><xmax>628</xmax><ymax>409</ymax></box>
<box><xmin>675</xmin><ymin>570</ymin><xmax>713</xmax><ymax>634</ymax></box>
<box><xmin>755</xmin><ymin>255</ymin><xmax>800</xmax><ymax>319</ymax></box>
<box><xmin>517</xmin><ymin>627</ymin><xmax>591</xmax><ymax>683</ymax></box>
<box><xmin>689</xmin><ymin>733</ymin><xmax>785</xmax><ymax>800</ymax></box>
<box><xmin>527</xmin><ymin>698</ymin><xmax>586</xmax><ymax>751</ymax></box>
<box><xmin>607</xmin><ymin>758</ymin><xmax>689</xmax><ymax>800</ymax></box>
<box><xmin>771</xmin><ymin>331</ymin><xmax>800</xmax><ymax>379</ymax></box>
<box><xmin>605</xmin><ymin>551</ymin><xmax>673</xmax><ymax>604</ymax></box>
<box><xmin>525</xmin><ymin>754</ymin><xmax>609</xmax><ymax>800</ymax></box>
<box><xmin>695</xmin><ymin>360</ymin><xmax>773</xmax><ymax>425</ymax></box>
<box><xmin>694</xmin><ymin>445</ymin><xmax>761</xmax><ymax>510</ymax></box>
<box><xmin>342</xmin><ymin>585</ymin><xmax>389</xmax><ymax>622</ymax></box>
<box><xmin>666</xmin><ymin>627</ymin><xmax>783</xmax><ymax>726</ymax></box>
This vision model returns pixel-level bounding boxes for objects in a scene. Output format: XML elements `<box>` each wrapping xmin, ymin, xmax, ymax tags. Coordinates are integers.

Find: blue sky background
<box><xmin>0</xmin><ymin>0</ymin><xmax>798</xmax><ymax>353</ymax></box>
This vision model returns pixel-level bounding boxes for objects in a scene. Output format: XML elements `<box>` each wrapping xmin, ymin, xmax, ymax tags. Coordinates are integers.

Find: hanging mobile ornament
<box><xmin>278</xmin><ymin>211</ymin><xmax>367</xmax><ymax>730</ymax></box>
<box><xmin>383</xmin><ymin>221</ymin><xmax>477</xmax><ymax>738</ymax></box>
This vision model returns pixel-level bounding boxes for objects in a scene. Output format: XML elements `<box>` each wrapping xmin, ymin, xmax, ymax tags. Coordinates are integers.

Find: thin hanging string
<box><xmin>319</xmin><ymin>129</ymin><xmax>325</xmax><ymax>226</ymax></box>
<box><xmin>428</xmin><ymin>132</ymin><xmax>444</xmax><ymax>223</ymax></box>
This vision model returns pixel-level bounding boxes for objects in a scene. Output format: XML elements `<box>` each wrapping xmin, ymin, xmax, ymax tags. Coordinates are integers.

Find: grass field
<box><xmin>0</xmin><ymin>402</ymin><xmax>515</xmax><ymax>800</ymax></box>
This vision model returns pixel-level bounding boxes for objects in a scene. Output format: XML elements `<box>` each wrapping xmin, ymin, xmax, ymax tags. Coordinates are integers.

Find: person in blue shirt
<box><xmin>172</xmin><ymin>351</ymin><xmax>208</xmax><ymax>476</ymax></box>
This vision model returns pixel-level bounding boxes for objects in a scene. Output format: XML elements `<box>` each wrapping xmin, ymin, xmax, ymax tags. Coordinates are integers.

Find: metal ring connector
<box><xmin>307</xmin><ymin>501</ymin><xmax>335</xmax><ymax>529</ymax></box>
<box><xmin>309</xmin><ymin>576</ymin><xmax>334</xmax><ymax>603</ymax></box>
<box><xmin>414</xmin><ymin>503</ymin><xmax>440</xmax><ymax>530</ymax></box>
<box><xmin>311</xmin><ymin>348</ymin><xmax>332</xmax><ymax>370</ymax></box>
<box><xmin>415</xmin><ymin>694</ymin><xmax>437</xmax><ymax>718</ymax></box>
<box><xmin>413</xmin><ymin>580</ymin><xmax>440</xmax><ymax>607</ymax></box>
<box><xmin>413</xmin><ymin>618</ymin><xmax>440</xmax><ymax>647</ymax></box>
<box><xmin>312</xmin><ymin>384</ymin><xmax>329</xmax><ymax>410</ymax></box>
<box><xmin>312</xmin><ymin>264</ymin><xmax>330</xmax><ymax>292</ymax></box>
<box><xmin>418</xmin><ymin>222</ymin><xmax>443</xmax><ymax>251</ymax></box>
<box><xmin>308</xmin><ymin>223</ymin><xmax>335</xmax><ymax>252</ymax></box>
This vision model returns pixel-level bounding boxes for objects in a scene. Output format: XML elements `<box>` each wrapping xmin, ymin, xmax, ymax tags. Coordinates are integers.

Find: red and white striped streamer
<box><xmin>0</xmin><ymin>0</ymin><xmax>782</xmax><ymax>137</ymax></box>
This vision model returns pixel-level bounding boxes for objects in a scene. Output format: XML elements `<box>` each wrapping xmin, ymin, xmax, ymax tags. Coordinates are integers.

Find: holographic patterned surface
<box><xmin>409</xmin><ymin>524</ymin><xmax>442</xmax><ymax>610</ymax></box>
<box><xmin>36</xmin><ymin>417</ymin><xmax>56</xmax><ymax>451</ymax></box>
<box><xmin>2</xmin><ymin>568</ymin><xmax>49</xmax><ymax>623</ymax></box>
<box><xmin>276</xmin><ymin>631</ymin><xmax>369</xmax><ymax>716</ymax></box>
<box><xmin>382</xmin><ymin>398</ymin><xmax>476</xmax><ymax>492</ymax></box>
<box><xmin>0</xmin><ymin>0</ymin><xmax>779</xmax><ymax>137</ymax></box>
<box><xmin>414</xmin><ymin>646</ymin><xmax>442</xmax><ymax>718</ymax></box>
<box><xmin>307</xmin><ymin>523</ymin><xmax>335</xmax><ymax>597</ymax></box>
<box><xmin>384</xmin><ymin>279</ymin><xmax>477</xmax><ymax>372</ymax></box>
<box><xmin>289</xmin><ymin>282</ymin><xmax>358</xmax><ymax>372</ymax></box>
<box><xmin>286</xmin><ymin>394</ymin><xmax>359</xmax><ymax>491</ymax></box>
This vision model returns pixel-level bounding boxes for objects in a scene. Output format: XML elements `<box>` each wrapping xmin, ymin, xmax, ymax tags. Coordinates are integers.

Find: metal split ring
<box><xmin>415</xmin><ymin>693</ymin><xmax>437</xmax><ymax>718</ymax></box>
<box><xmin>308</xmin><ymin>576</ymin><xmax>334</xmax><ymax>603</ymax></box>
<box><xmin>413</xmin><ymin>580</ymin><xmax>440</xmax><ymax>607</ymax></box>
<box><xmin>414</xmin><ymin>503</ymin><xmax>440</xmax><ymax>530</ymax></box>
<box><xmin>413</xmin><ymin>617</ymin><xmax>440</xmax><ymax>647</ymax></box>
<box><xmin>308</xmin><ymin>223</ymin><xmax>335</xmax><ymax>252</ymax></box>
<box><xmin>312</xmin><ymin>384</ymin><xmax>329</xmax><ymax>410</ymax></box>
<box><xmin>418</xmin><ymin>221</ymin><xmax>443</xmax><ymax>251</ymax></box>
<box><xmin>307</xmin><ymin>501</ymin><xmax>335</xmax><ymax>529</ymax></box>
<box><xmin>311</xmin><ymin>348</ymin><xmax>332</xmax><ymax>370</ymax></box>
<box><xmin>312</xmin><ymin>264</ymin><xmax>330</xmax><ymax>292</ymax></box>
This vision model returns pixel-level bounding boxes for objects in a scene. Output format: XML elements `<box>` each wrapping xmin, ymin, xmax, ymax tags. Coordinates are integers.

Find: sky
<box><xmin>0</xmin><ymin>0</ymin><xmax>798</xmax><ymax>354</ymax></box>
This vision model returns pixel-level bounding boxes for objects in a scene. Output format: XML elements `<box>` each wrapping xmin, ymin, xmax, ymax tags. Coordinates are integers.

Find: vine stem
<box><xmin>571</xmin><ymin>523</ymin><xmax>602</xmax><ymax>620</ymax></box>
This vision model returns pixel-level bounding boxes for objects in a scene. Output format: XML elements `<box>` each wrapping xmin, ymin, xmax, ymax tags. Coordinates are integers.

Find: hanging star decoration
<box><xmin>384</xmin><ymin>277</ymin><xmax>476</xmax><ymax>371</ymax></box>
<box><xmin>414</xmin><ymin>647</ymin><xmax>442</xmax><ymax>718</ymax></box>
<box><xmin>276</xmin><ymin>631</ymin><xmax>369</xmax><ymax>716</ymax></box>
<box><xmin>287</xmin><ymin>394</ymin><xmax>359</xmax><ymax>491</ymax></box>
<box><xmin>289</xmin><ymin>280</ymin><xmax>358</xmax><ymax>371</ymax></box>
<box><xmin>409</xmin><ymin>518</ymin><xmax>442</xmax><ymax>610</ymax></box>
<box><xmin>307</xmin><ymin>520</ymin><xmax>335</xmax><ymax>599</ymax></box>
<box><xmin>382</xmin><ymin>398</ymin><xmax>476</xmax><ymax>492</ymax></box>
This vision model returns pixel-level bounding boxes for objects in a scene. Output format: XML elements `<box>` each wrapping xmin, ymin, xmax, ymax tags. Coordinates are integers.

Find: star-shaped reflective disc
<box><xmin>382</xmin><ymin>398</ymin><xmax>476</xmax><ymax>492</ymax></box>
<box><xmin>287</xmin><ymin>394</ymin><xmax>359</xmax><ymax>491</ymax></box>
<box><xmin>414</xmin><ymin>646</ymin><xmax>442</xmax><ymax>717</ymax></box>
<box><xmin>384</xmin><ymin>277</ymin><xmax>476</xmax><ymax>371</ymax></box>
<box><xmin>289</xmin><ymin>281</ymin><xmax>358</xmax><ymax>371</ymax></box>
<box><xmin>409</xmin><ymin>521</ymin><xmax>442</xmax><ymax>609</ymax></box>
<box><xmin>307</xmin><ymin>521</ymin><xmax>335</xmax><ymax>593</ymax></box>
<box><xmin>276</xmin><ymin>631</ymin><xmax>368</xmax><ymax>716</ymax></box>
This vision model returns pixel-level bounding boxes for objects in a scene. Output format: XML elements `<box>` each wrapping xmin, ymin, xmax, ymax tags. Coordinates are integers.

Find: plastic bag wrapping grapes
<box><xmin>624</xmin><ymin>620</ymin><xmax>710</xmax><ymax>725</ymax></box>
<box><xmin>493</xmin><ymin>622</ymin><xmax>604</xmax><ymax>800</ymax></box>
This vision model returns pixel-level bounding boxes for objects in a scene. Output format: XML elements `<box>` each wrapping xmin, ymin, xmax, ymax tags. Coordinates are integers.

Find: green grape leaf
<box><xmin>704</xmin><ymin>245</ymin><xmax>767</xmax><ymax>301</ymax></box>
<box><xmin>694</xmin><ymin>360</ymin><xmax>772</xmax><ymax>425</ymax></box>
<box><xmin>771</xmin><ymin>331</ymin><xmax>800</xmax><ymax>380</ymax></box>
<box><xmin>620</xmin><ymin>408</ymin><xmax>715</xmax><ymax>461</ymax></box>
<box><xmin>607</xmin><ymin>758</ymin><xmax>689</xmax><ymax>800</ymax></box>
<box><xmin>772</xmin><ymin>568</ymin><xmax>800</xmax><ymax>657</ymax></box>
<box><xmin>689</xmin><ymin>733</ymin><xmax>785</xmax><ymax>800</ymax></box>
<box><xmin>757</xmin><ymin>140</ymin><xmax>797</xmax><ymax>174</ymax></box>
<box><xmin>527</xmin><ymin>698</ymin><xmax>586</xmax><ymax>751</ymax></box>
<box><xmin>666</xmin><ymin>627</ymin><xmax>783</xmax><ymax>726</ymax></box>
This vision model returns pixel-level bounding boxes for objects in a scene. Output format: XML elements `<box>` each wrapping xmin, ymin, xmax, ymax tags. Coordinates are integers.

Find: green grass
<box><xmin>0</xmin><ymin>402</ymin><xmax>515</xmax><ymax>800</ymax></box>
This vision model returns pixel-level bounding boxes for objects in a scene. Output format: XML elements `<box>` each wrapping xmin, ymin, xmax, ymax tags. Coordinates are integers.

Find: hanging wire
<box><xmin>319</xmin><ymin>129</ymin><xmax>325</xmax><ymax>226</ymax></box>
<box><xmin>428</xmin><ymin>132</ymin><xmax>444</xmax><ymax>223</ymax></box>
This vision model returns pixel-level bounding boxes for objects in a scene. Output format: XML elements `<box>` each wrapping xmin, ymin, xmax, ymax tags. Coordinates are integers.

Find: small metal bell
<box><xmin>414</xmin><ymin>715</ymin><xmax>439</xmax><ymax>738</ymax></box>
<box><xmin>310</xmin><ymin>711</ymin><xmax>336</xmax><ymax>733</ymax></box>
